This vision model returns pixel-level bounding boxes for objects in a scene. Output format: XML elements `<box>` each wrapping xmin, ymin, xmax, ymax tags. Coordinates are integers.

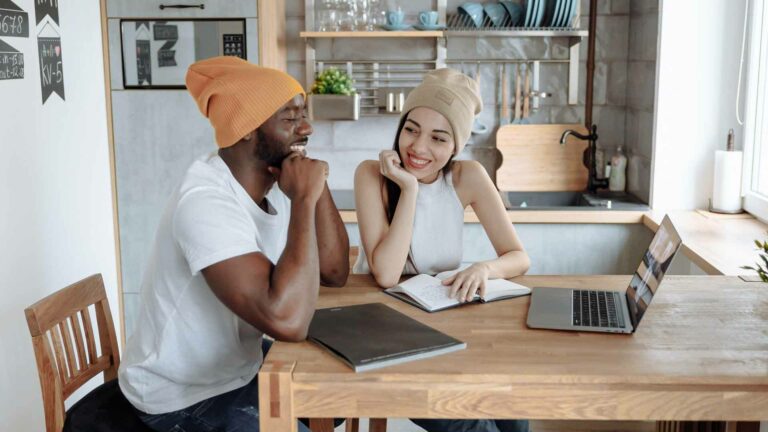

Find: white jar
<box><xmin>609</xmin><ymin>147</ymin><xmax>627</xmax><ymax>192</ymax></box>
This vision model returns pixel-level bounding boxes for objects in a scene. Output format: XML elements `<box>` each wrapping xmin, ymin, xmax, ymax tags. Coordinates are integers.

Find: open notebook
<box><xmin>386</xmin><ymin>269</ymin><xmax>531</xmax><ymax>312</ymax></box>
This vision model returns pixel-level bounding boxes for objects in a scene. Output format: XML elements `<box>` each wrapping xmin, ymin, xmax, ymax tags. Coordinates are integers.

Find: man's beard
<box><xmin>255</xmin><ymin>129</ymin><xmax>289</xmax><ymax>167</ymax></box>
<box><xmin>255</xmin><ymin>129</ymin><xmax>309</xmax><ymax>167</ymax></box>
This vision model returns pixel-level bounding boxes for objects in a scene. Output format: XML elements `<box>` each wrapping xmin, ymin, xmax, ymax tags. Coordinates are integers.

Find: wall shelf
<box><xmin>302</xmin><ymin>30</ymin><xmax>588</xmax><ymax>38</ymax></box>
<box><xmin>443</xmin><ymin>29</ymin><xmax>587</xmax><ymax>37</ymax></box>
<box><xmin>300</xmin><ymin>31</ymin><xmax>443</xmax><ymax>38</ymax></box>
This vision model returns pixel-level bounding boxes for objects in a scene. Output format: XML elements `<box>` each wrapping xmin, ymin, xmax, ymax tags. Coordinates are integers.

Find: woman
<box><xmin>354</xmin><ymin>68</ymin><xmax>530</xmax><ymax>301</ymax></box>
<box><xmin>353</xmin><ymin>68</ymin><xmax>530</xmax><ymax>432</ymax></box>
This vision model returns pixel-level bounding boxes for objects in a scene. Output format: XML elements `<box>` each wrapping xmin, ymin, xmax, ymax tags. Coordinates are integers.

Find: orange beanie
<box><xmin>185</xmin><ymin>56</ymin><xmax>305</xmax><ymax>148</ymax></box>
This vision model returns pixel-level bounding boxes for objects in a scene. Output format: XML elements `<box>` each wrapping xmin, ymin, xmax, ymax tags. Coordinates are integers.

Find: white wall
<box><xmin>0</xmin><ymin>1</ymin><xmax>119</xmax><ymax>430</ymax></box>
<box><xmin>652</xmin><ymin>0</ymin><xmax>747</xmax><ymax>210</ymax></box>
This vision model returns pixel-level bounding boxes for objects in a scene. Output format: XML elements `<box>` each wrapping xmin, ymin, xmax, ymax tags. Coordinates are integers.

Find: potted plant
<box><xmin>742</xmin><ymin>234</ymin><xmax>768</xmax><ymax>282</ymax></box>
<box><xmin>308</xmin><ymin>68</ymin><xmax>360</xmax><ymax>121</ymax></box>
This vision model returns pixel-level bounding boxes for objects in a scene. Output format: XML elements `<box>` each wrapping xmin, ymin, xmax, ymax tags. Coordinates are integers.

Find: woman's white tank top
<box><xmin>353</xmin><ymin>170</ymin><xmax>464</xmax><ymax>275</ymax></box>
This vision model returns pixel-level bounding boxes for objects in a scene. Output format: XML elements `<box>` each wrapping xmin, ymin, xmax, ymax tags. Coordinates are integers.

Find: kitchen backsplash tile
<box><xmin>626</xmin><ymin>60</ymin><xmax>656</xmax><ymax>110</ymax></box>
<box><xmin>627</xmin><ymin>154</ymin><xmax>652</xmax><ymax>203</ymax></box>
<box><xmin>606</xmin><ymin>61</ymin><xmax>628</xmax><ymax>106</ymax></box>
<box><xmin>326</xmin><ymin>117</ymin><xmax>399</xmax><ymax>150</ymax></box>
<box><xmin>592</xmin><ymin>105</ymin><xmax>626</xmax><ymax>150</ymax></box>
<box><xmin>306</xmin><ymin>120</ymin><xmax>335</xmax><ymax>149</ymax></box>
<box><xmin>578</xmin><ymin>61</ymin><xmax>608</xmax><ymax>106</ymax></box>
<box><xmin>286</xmin><ymin>17</ymin><xmax>304</xmax><ymax>62</ymax></box>
<box><xmin>630</xmin><ymin>0</ymin><xmax>659</xmax><ymax>15</ymax></box>
<box><xmin>612</xmin><ymin>0</ymin><xmax>631</xmax><ymax>15</ymax></box>
<box><xmin>632</xmin><ymin>108</ymin><xmax>655</xmax><ymax>160</ymax></box>
<box><xmin>593</xmin><ymin>16</ymin><xmax>631</xmax><ymax>62</ymax></box>
<box><xmin>549</xmin><ymin>106</ymin><xmax>582</xmax><ymax>124</ymax></box>
<box><xmin>306</xmin><ymin>148</ymin><xmax>377</xmax><ymax>190</ymax></box>
<box><xmin>629</xmin><ymin>14</ymin><xmax>659</xmax><ymax>62</ymax></box>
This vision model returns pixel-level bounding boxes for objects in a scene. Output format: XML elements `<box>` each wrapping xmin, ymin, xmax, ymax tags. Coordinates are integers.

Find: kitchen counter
<box><xmin>644</xmin><ymin>210</ymin><xmax>765</xmax><ymax>276</ymax></box>
<box><xmin>331</xmin><ymin>189</ymin><xmax>649</xmax><ymax>224</ymax></box>
<box><xmin>331</xmin><ymin>189</ymin><xmax>766</xmax><ymax>277</ymax></box>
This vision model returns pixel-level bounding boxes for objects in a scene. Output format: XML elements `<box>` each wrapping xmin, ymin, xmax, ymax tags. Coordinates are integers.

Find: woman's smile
<box><xmin>404</xmin><ymin>152</ymin><xmax>432</xmax><ymax>170</ymax></box>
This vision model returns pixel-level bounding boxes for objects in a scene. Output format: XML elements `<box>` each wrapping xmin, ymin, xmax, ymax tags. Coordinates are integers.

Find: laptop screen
<box><xmin>625</xmin><ymin>215</ymin><xmax>682</xmax><ymax>329</ymax></box>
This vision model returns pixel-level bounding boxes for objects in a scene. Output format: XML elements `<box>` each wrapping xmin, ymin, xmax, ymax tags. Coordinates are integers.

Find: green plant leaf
<box><xmin>311</xmin><ymin>68</ymin><xmax>357</xmax><ymax>95</ymax></box>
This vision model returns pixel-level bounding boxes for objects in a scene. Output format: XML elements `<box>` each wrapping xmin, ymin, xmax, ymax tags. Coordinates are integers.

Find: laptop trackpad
<box><xmin>527</xmin><ymin>287</ymin><xmax>574</xmax><ymax>330</ymax></box>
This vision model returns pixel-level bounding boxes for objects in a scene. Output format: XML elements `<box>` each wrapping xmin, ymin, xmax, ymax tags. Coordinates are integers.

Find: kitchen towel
<box><xmin>711</xmin><ymin>150</ymin><xmax>743</xmax><ymax>213</ymax></box>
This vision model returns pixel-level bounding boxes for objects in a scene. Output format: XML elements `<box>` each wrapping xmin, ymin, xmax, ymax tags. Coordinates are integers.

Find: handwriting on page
<box><xmin>408</xmin><ymin>283</ymin><xmax>459</xmax><ymax>310</ymax></box>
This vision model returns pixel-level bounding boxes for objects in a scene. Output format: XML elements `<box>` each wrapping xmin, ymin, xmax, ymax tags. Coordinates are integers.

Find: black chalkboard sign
<box><xmin>136</xmin><ymin>39</ymin><xmax>151</xmax><ymax>85</ymax></box>
<box><xmin>223</xmin><ymin>34</ymin><xmax>244</xmax><ymax>59</ymax></box>
<box><xmin>38</xmin><ymin>35</ymin><xmax>64</xmax><ymax>102</ymax></box>
<box><xmin>0</xmin><ymin>38</ymin><xmax>23</xmax><ymax>80</ymax></box>
<box><xmin>0</xmin><ymin>0</ymin><xmax>29</xmax><ymax>37</ymax></box>
<box><xmin>153</xmin><ymin>24</ymin><xmax>178</xmax><ymax>40</ymax></box>
<box><xmin>34</xmin><ymin>0</ymin><xmax>57</xmax><ymax>26</ymax></box>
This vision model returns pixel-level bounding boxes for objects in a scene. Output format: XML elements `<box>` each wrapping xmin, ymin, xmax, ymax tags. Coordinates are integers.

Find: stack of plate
<box><xmin>522</xmin><ymin>0</ymin><xmax>577</xmax><ymax>28</ymax></box>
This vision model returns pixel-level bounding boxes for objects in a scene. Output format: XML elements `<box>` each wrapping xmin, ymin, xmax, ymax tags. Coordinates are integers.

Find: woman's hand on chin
<box><xmin>379</xmin><ymin>150</ymin><xmax>418</xmax><ymax>192</ymax></box>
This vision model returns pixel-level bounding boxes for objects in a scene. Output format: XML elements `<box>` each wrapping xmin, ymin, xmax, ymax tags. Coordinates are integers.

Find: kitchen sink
<box><xmin>330</xmin><ymin>189</ymin><xmax>648</xmax><ymax>211</ymax></box>
<box><xmin>500</xmin><ymin>191</ymin><xmax>648</xmax><ymax>210</ymax></box>
<box><xmin>502</xmin><ymin>191</ymin><xmax>586</xmax><ymax>207</ymax></box>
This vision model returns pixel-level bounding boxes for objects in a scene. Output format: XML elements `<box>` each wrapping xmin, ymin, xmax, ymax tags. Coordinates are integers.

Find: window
<box><xmin>743</xmin><ymin>0</ymin><xmax>768</xmax><ymax>221</ymax></box>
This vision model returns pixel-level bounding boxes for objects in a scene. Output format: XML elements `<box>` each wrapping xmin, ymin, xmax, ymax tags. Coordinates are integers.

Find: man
<box><xmin>118</xmin><ymin>56</ymin><xmax>349</xmax><ymax>432</ymax></box>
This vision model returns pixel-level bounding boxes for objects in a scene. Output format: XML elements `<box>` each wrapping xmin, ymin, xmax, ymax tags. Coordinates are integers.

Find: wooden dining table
<box><xmin>258</xmin><ymin>275</ymin><xmax>768</xmax><ymax>431</ymax></box>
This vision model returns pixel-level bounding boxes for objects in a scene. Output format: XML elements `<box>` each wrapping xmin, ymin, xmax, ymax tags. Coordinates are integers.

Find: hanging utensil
<box><xmin>513</xmin><ymin>63</ymin><xmax>522</xmax><ymax>124</ymax></box>
<box><xmin>470</xmin><ymin>62</ymin><xmax>488</xmax><ymax>135</ymax></box>
<box><xmin>500</xmin><ymin>63</ymin><xmax>509</xmax><ymax>126</ymax></box>
<box><xmin>521</xmin><ymin>62</ymin><xmax>531</xmax><ymax>124</ymax></box>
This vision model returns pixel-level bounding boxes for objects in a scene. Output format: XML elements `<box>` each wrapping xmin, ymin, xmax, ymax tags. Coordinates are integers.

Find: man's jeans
<box><xmin>136</xmin><ymin>339</ymin><xmax>312</xmax><ymax>432</ymax></box>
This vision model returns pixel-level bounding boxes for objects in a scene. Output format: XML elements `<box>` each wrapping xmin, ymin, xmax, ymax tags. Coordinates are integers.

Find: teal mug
<box><xmin>386</xmin><ymin>9</ymin><xmax>405</xmax><ymax>26</ymax></box>
<box><xmin>418</xmin><ymin>11</ymin><xmax>439</xmax><ymax>26</ymax></box>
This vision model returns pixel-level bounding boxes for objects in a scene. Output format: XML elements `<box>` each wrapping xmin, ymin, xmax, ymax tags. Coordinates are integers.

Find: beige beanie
<box><xmin>400</xmin><ymin>68</ymin><xmax>482</xmax><ymax>155</ymax></box>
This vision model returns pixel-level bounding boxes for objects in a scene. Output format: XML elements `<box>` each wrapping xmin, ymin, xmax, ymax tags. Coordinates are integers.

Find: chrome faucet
<box><xmin>559</xmin><ymin>124</ymin><xmax>608</xmax><ymax>192</ymax></box>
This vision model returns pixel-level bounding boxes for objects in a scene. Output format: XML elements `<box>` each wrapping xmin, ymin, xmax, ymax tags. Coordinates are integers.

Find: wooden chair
<box><xmin>349</xmin><ymin>245</ymin><xmax>360</xmax><ymax>271</ymax></box>
<box><xmin>25</xmin><ymin>274</ymin><xmax>151</xmax><ymax>432</ymax></box>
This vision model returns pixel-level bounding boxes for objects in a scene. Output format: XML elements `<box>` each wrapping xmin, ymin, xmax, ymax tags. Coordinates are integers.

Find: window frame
<box><xmin>743</xmin><ymin>0</ymin><xmax>768</xmax><ymax>222</ymax></box>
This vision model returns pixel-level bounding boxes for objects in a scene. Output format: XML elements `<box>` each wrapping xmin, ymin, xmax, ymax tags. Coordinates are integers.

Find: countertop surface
<box><xmin>331</xmin><ymin>189</ymin><xmax>650</xmax><ymax>224</ymax></box>
<box><xmin>329</xmin><ymin>190</ymin><xmax>765</xmax><ymax>277</ymax></box>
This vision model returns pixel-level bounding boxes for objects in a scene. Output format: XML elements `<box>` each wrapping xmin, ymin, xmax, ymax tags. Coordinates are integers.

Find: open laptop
<box><xmin>526</xmin><ymin>215</ymin><xmax>682</xmax><ymax>334</ymax></box>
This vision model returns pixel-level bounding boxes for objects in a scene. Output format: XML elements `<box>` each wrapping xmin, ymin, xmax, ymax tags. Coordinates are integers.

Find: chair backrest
<box><xmin>25</xmin><ymin>274</ymin><xmax>120</xmax><ymax>432</ymax></box>
<box><xmin>349</xmin><ymin>246</ymin><xmax>359</xmax><ymax>271</ymax></box>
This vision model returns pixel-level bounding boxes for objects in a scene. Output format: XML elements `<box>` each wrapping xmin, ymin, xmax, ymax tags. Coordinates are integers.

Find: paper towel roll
<box><xmin>712</xmin><ymin>150</ymin><xmax>743</xmax><ymax>213</ymax></box>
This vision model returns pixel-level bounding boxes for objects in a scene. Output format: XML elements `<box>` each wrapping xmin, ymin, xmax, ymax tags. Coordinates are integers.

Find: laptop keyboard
<box><xmin>572</xmin><ymin>290</ymin><xmax>625</xmax><ymax>328</ymax></box>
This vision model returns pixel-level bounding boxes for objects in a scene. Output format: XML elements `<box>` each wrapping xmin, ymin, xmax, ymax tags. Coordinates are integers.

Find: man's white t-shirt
<box><xmin>119</xmin><ymin>152</ymin><xmax>290</xmax><ymax>414</ymax></box>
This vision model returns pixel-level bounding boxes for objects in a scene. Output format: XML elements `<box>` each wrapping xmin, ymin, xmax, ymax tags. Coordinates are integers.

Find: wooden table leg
<box><xmin>369</xmin><ymin>418</ymin><xmax>387</xmax><ymax>432</ymax></box>
<box><xmin>345</xmin><ymin>418</ymin><xmax>360</xmax><ymax>432</ymax></box>
<box><xmin>258</xmin><ymin>360</ymin><xmax>297</xmax><ymax>432</ymax></box>
<box><xmin>309</xmin><ymin>419</ymin><xmax>335</xmax><ymax>432</ymax></box>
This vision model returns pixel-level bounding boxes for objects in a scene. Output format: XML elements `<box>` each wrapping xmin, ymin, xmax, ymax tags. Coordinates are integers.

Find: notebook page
<box><xmin>398</xmin><ymin>274</ymin><xmax>460</xmax><ymax>311</ymax></box>
<box><xmin>483</xmin><ymin>279</ymin><xmax>531</xmax><ymax>301</ymax></box>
